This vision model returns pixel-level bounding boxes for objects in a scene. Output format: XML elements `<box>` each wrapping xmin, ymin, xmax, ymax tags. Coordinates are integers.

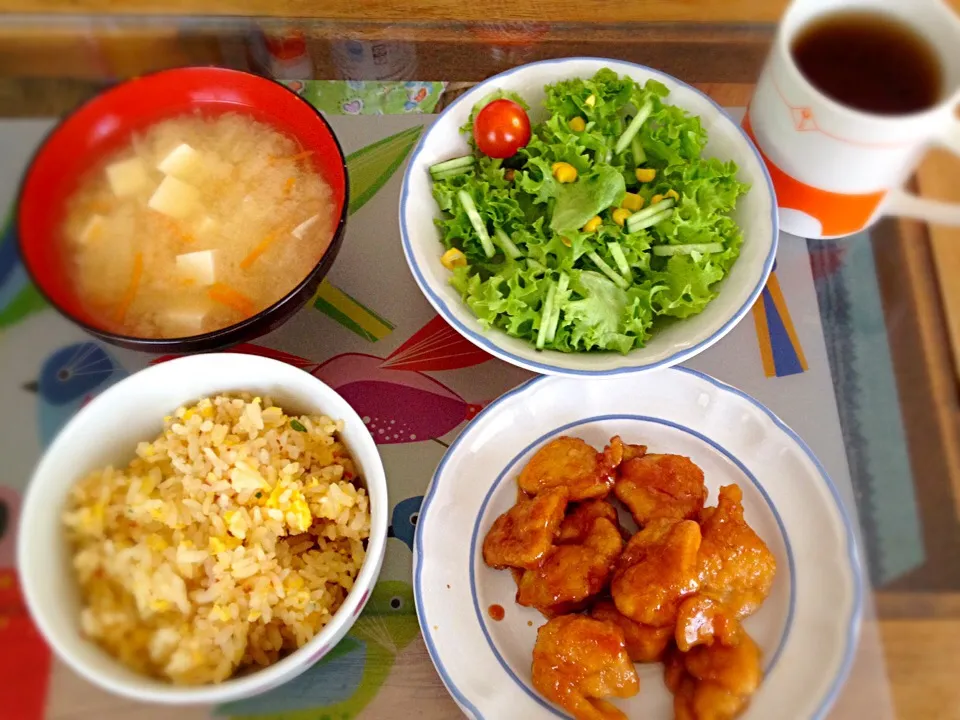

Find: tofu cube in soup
<box><xmin>176</xmin><ymin>250</ymin><xmax>216</xmax><ymax>286</ymax></box>
<box><xmin>105</xmin><ymin>157</ymin><xmax>150</xmax><ymax>197</ymax></box>
<box><xmin>76</xmin><ymin>214</ymin><xmax>106</xmax><ymax>245</ymax></box>
<box><xmin>148</xmin><ymin>176</ymin><xmax>200</xmax><ymax>219</ymax></box>
<box><xmin>164</xmin><ymin>303</ymin><xmax>208</xmax><ymax>334</ymax></box>
<box><xmin>158</xmin><ymin>143</ymin><xmax>203</xmax><ymax>181</ymax></box>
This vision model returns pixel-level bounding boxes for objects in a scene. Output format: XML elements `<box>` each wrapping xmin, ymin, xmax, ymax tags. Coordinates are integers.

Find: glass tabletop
<box><xmin>0</xmin><ymin>14</ymin><xmax>956</xmax><ymax>720</ymax></box>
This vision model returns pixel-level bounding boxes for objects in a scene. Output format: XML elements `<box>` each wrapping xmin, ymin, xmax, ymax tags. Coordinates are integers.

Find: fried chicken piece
<box><xmin>610</xmin><ymin>518</ymin><xmax>701</xmax><ymax>627</ymax></box>
<box><xmin>675</xmin><ymin>595</ymin><xmax>741</xmax><ymax>652</ymax></box>
<box><xmin>690</xmin><ymin>681</ymin><xmax>751</xmax><ymax>720</ymax></box>
<box><xmin>664</xmin><ymin>622</ymin><xmax>762</xmax><ymax>720</ymax></box>
<box><xmin>663</xmin><ymin>643</ymin><xmax>687</xmax><ymax>694</ymax></box>
<box><xmin>685</xmin><ymin>634</ymin><xmax>761</xmax><ymax>719</ymax></box>
<box><xmin>518</xmin><ymin>518</ymin><xmax>623</xmax><ymax>616</ymax></box>
<box><xmin>558</xmin><ymin>500</ymin><xmax>620</xmax><ymax>543</ymax></box>
<box><xmin>518</xmin><ymin>436</ymin><xmax>623</xmax><ymax>501</ymax></box>
<box><xmin>672</xmin><ymin>674</ymin><xmax>699</xmax><ymax>720</ymax></box>
<box><xmin>532</xmin><ymin>615</ymin><xmax>639</xmax><ymax>720</ymax></box>
<box><xmin>697</xmin><ymin>484</ymin><xmax>776</xmax><ymax>618</ymax></box>
<box><xmin>613</xmin><ymin>454</ymin><xmax>707</xmax><ymax>526</ymax></box>
<box><xmin>685</xmin><ymin>631</ymin><xmax>761</xmax><ymax>698</ymax></box>
<box><xmin>482</xmin><ymin>487</ymin><xmax>568</xmax><ymax>570</ymax></box>
<box><xmin>621</xmin><ymin>442</ymin><xmax>647</xmax><ymax>463</ymax></box>
<box><xmin>589</xmin><ymin>599</ymin><xmax>673</xmax><ymax>662</ymax></box>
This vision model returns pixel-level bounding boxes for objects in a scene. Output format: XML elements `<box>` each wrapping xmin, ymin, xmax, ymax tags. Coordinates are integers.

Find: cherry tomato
<box><xmin>473</xmin><ymin>99</ymin><xmax>531</xmax><ymax>159</ymax></box>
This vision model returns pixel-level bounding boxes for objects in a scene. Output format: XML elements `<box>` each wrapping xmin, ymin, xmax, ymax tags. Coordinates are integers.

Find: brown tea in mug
<box><xmin>791</xmin><ymin>11</ymin><xmax>943</xmax><ymax>115</ymax></box>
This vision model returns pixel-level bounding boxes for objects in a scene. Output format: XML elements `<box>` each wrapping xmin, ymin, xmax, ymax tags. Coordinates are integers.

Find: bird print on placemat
<box><xmin>24</xmin><ymin>341</ymin><xmax>128</xmax><ymax>447</ymax></box>
<box><xmin>218</xmin><ymin>579</ymin><xmax>419</xmax><ymax>720</ymax></box>
<box><xmin>388</xmin><ymin>495</ymin><xmax>423</xmax><ymax>551</ymax></box>
<box><xmin>154</xmin><ymin>315</ymin><xmax>492</xmax><ymax>446</ymax></box>
<box><xmin>314</xmin><ymin>315</ymin><xmax>491</xmax><ymax>444</ymax></box>
<box><xmin>313</xmin><ymin>351</ymin><xmax>483</xmax><ymax>445</ymax></box>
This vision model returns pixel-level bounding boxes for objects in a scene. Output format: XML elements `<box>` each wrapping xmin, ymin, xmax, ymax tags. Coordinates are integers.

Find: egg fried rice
<box><xmin>63</xmin><ymin>394</ymin><xmax>371</xmax><ymax>684</ymax></box>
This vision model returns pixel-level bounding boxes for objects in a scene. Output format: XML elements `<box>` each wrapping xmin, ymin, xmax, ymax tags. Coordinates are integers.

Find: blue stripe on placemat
<box><xmin>763</xmin><ymin>285</ymin><xmax>806</xmax><ymax>377</ymax></box>
<box><xmin>810</xmin><ymin>234</ymin><xmax>923</xmax><ymax>586</ymax></box>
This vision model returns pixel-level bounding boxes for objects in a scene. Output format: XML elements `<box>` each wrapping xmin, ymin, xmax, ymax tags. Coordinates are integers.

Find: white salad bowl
<box><xmin>399</xmin><ymin>57</ymin><xmax>778</xmax><ymax>376</ymax></box>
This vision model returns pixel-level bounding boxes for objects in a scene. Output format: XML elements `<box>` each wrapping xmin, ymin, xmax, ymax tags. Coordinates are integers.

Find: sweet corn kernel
<box><xmin>568</xmin><ymin>117</ymin><xmax>586</xmax><ymax>132</ymax></box>
<box><xmin>561</xmin><ymin>237</ymin><xmax>572</xmax><ymax>247</ymax></box>
<box><xmin>440</xmin><ymin>247</ymin><xmax>467</xmax><ymax>270</ymax></box>
<box><xmin>635</xmin><ymin>168</ymin><xmax>656</xmax><ymax>183</ymax></box>
<box><xmin>585</xmin><ymin>94</ymin><xmax>596</xmax><ymax>107</ymax></box>
<box><xmin>209</xmin><ymin>537</ymin><xmax>227</xmax><ymax>554</ymax></box>
<box><xmin>552</xmin><ymin>162</ymin><xmax>578</xmax><ymax>183</ymax></box>
<box><xmin>621</xmin><ymin>192</ymin><xmax>644</xmax><ymax>211</ymax></box>
<box><xmin>146</xmin><ymin>534</ymin><xmax>168</xmax><ymax>552</ymax></box>
<box><xmin>582</xmin><ymin>216</ymin><xmax>603</xmax><ymax>233</ymax></box>
<box><xmin>651</xmin><ymin>194</ymin><xmax>665</xmax><ymax>205</ymax></box>
<box><xmin>666</xmin><ymin>189</ymin><xmax>680</xmax><ymax>201</ymax></box>
<box><xmin>284</xmin><ymin>574</ymin><xmax>305</xmax><ymax>591</ymax></box>
<box><xmin>612</xmin><ymin>208</ymin><xmax>632</xmax><ymax>227</ymax></box>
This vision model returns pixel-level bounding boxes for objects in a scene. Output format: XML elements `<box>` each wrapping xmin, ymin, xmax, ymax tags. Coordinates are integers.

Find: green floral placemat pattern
<box><xmin>282</xmin><ymin>81</ymin><xmax>446</xmax><ymax>116</ymax></box>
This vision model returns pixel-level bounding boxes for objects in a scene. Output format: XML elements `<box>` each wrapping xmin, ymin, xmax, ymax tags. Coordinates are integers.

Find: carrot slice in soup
<box><xmin>269</xmin><ymin>150</ymin><xmax>313</xmax><ymax>164</ymax></box>
<box><xmin>240</xmin><ymin>234</ymin><xmax>279</xmax><ymax>270</ymax></box>
<box><xmin>208</xmin><ymin>283</ymin><xmax>255</xmax><ymax>316</ymax></box>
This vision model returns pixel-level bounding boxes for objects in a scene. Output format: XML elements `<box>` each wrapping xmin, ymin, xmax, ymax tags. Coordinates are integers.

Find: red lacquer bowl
<box><xmin>17</xmin><ymin>66</ymin><xmax>348</xmax><ymax>352</ymax></box>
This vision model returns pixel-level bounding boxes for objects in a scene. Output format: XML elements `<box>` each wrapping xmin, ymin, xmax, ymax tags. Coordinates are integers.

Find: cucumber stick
<box><xmin>608</xmin><ymin>242</ymin><xmax>632</xmax><ymax>281</ymax></box>
<box><xmin>628</xmin><ymin>208</ymin><xmax>674</xmax><ymax>232</ymax></box>
<box><xmin>545</xmin><ymin>273</ymin><xmax>569</xmax><ymax>344</ymax></box>
<box><xmin>494</xmin><ymin>228</ymin><xmax>523</xmax><ymax>259</ymax></box>
<box><xmin>587</xmin><ymin>251</ymin><xmax>630</xmax><ymax>290</ymax></box>
<box><xmin>430</xmin><ymin>166</ymin><xmax>474</xmax><ymax>181</ymax></box>
<box><xmin>457</xmin><ymin>190</ymin><xmax>495</xmax><ymax>258</ymax></box>
<box><xmin>615</xmin><ymin>101</ymin><xmax>653</xmax><ymax>155</ymax></box>
<box><xmin>430</xmin><ymin>155</ymin><xmax>475</xmax><ymax>175</ymax></box>
<box><xmin>652</xmin><ymin>242</ymin><xmax>724</xmax><ymax>256</ymax></box>
<box><xmin>625</xmin><ymin>198</ymin><xmax>675</xmax><ymax>232</ymax></box>
<box><xmin>536</xmin><ymin>280</ymin><xmax>558</xmax><ymax>350</ymax></box>
<box><xmin>631</xmin><ymin>135</ymin><xmax>646</xmax><ymax>166</ymax></box>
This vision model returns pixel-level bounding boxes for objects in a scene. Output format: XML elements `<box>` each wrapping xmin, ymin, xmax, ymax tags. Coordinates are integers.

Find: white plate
<box><xmin>414</xmin><ymin>368</ymin><xmax>861</xmax><ymax>719</ymax></box>
<box><xmin>399</xmin><ymin>57</ymin><xmax>778</xmax><ymax>376</ymax></box>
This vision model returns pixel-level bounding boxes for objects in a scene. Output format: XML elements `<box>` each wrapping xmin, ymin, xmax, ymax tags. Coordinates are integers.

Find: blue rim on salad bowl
<box><xmin>399</xmin><ymin>57</ymin><xmax>778</xmax><ymax>376</ymax></box>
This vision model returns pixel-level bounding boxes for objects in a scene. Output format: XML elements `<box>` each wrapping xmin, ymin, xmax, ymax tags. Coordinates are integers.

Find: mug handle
<box><xmin>885</xmin><ymin>118</ymin><xmax>960</xmax><ymax>226</ymax></box>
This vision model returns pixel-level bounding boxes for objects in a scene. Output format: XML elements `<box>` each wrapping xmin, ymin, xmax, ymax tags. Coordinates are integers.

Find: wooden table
<box><xmin>1</xmin><ymin>6</ymin><xmax>960</xmax><ymax>719</ymax></box>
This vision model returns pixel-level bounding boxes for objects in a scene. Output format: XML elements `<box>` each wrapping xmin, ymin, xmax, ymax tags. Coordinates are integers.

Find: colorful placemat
<box><xmin>285</xmin><ymin>81</ymin><xmax>446</xmax><ymax>116</ymax></box>
<box><xmin>0</xmin><ymin>97</ymin><xmax>894</xmax><ymax>719</ymax></box>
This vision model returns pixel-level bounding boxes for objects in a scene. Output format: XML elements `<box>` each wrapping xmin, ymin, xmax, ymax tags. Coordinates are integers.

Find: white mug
<box><xmin>745</xmin><ymin>0</ymin><xmax>960</xmax><ymax>239</ymax></box>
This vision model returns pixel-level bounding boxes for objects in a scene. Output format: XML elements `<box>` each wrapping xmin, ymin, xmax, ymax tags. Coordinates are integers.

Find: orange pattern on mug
<box><xmin>742</xmin><ymin>110</ymin><xmax>886</xmax><ymax>237</ymax></box>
